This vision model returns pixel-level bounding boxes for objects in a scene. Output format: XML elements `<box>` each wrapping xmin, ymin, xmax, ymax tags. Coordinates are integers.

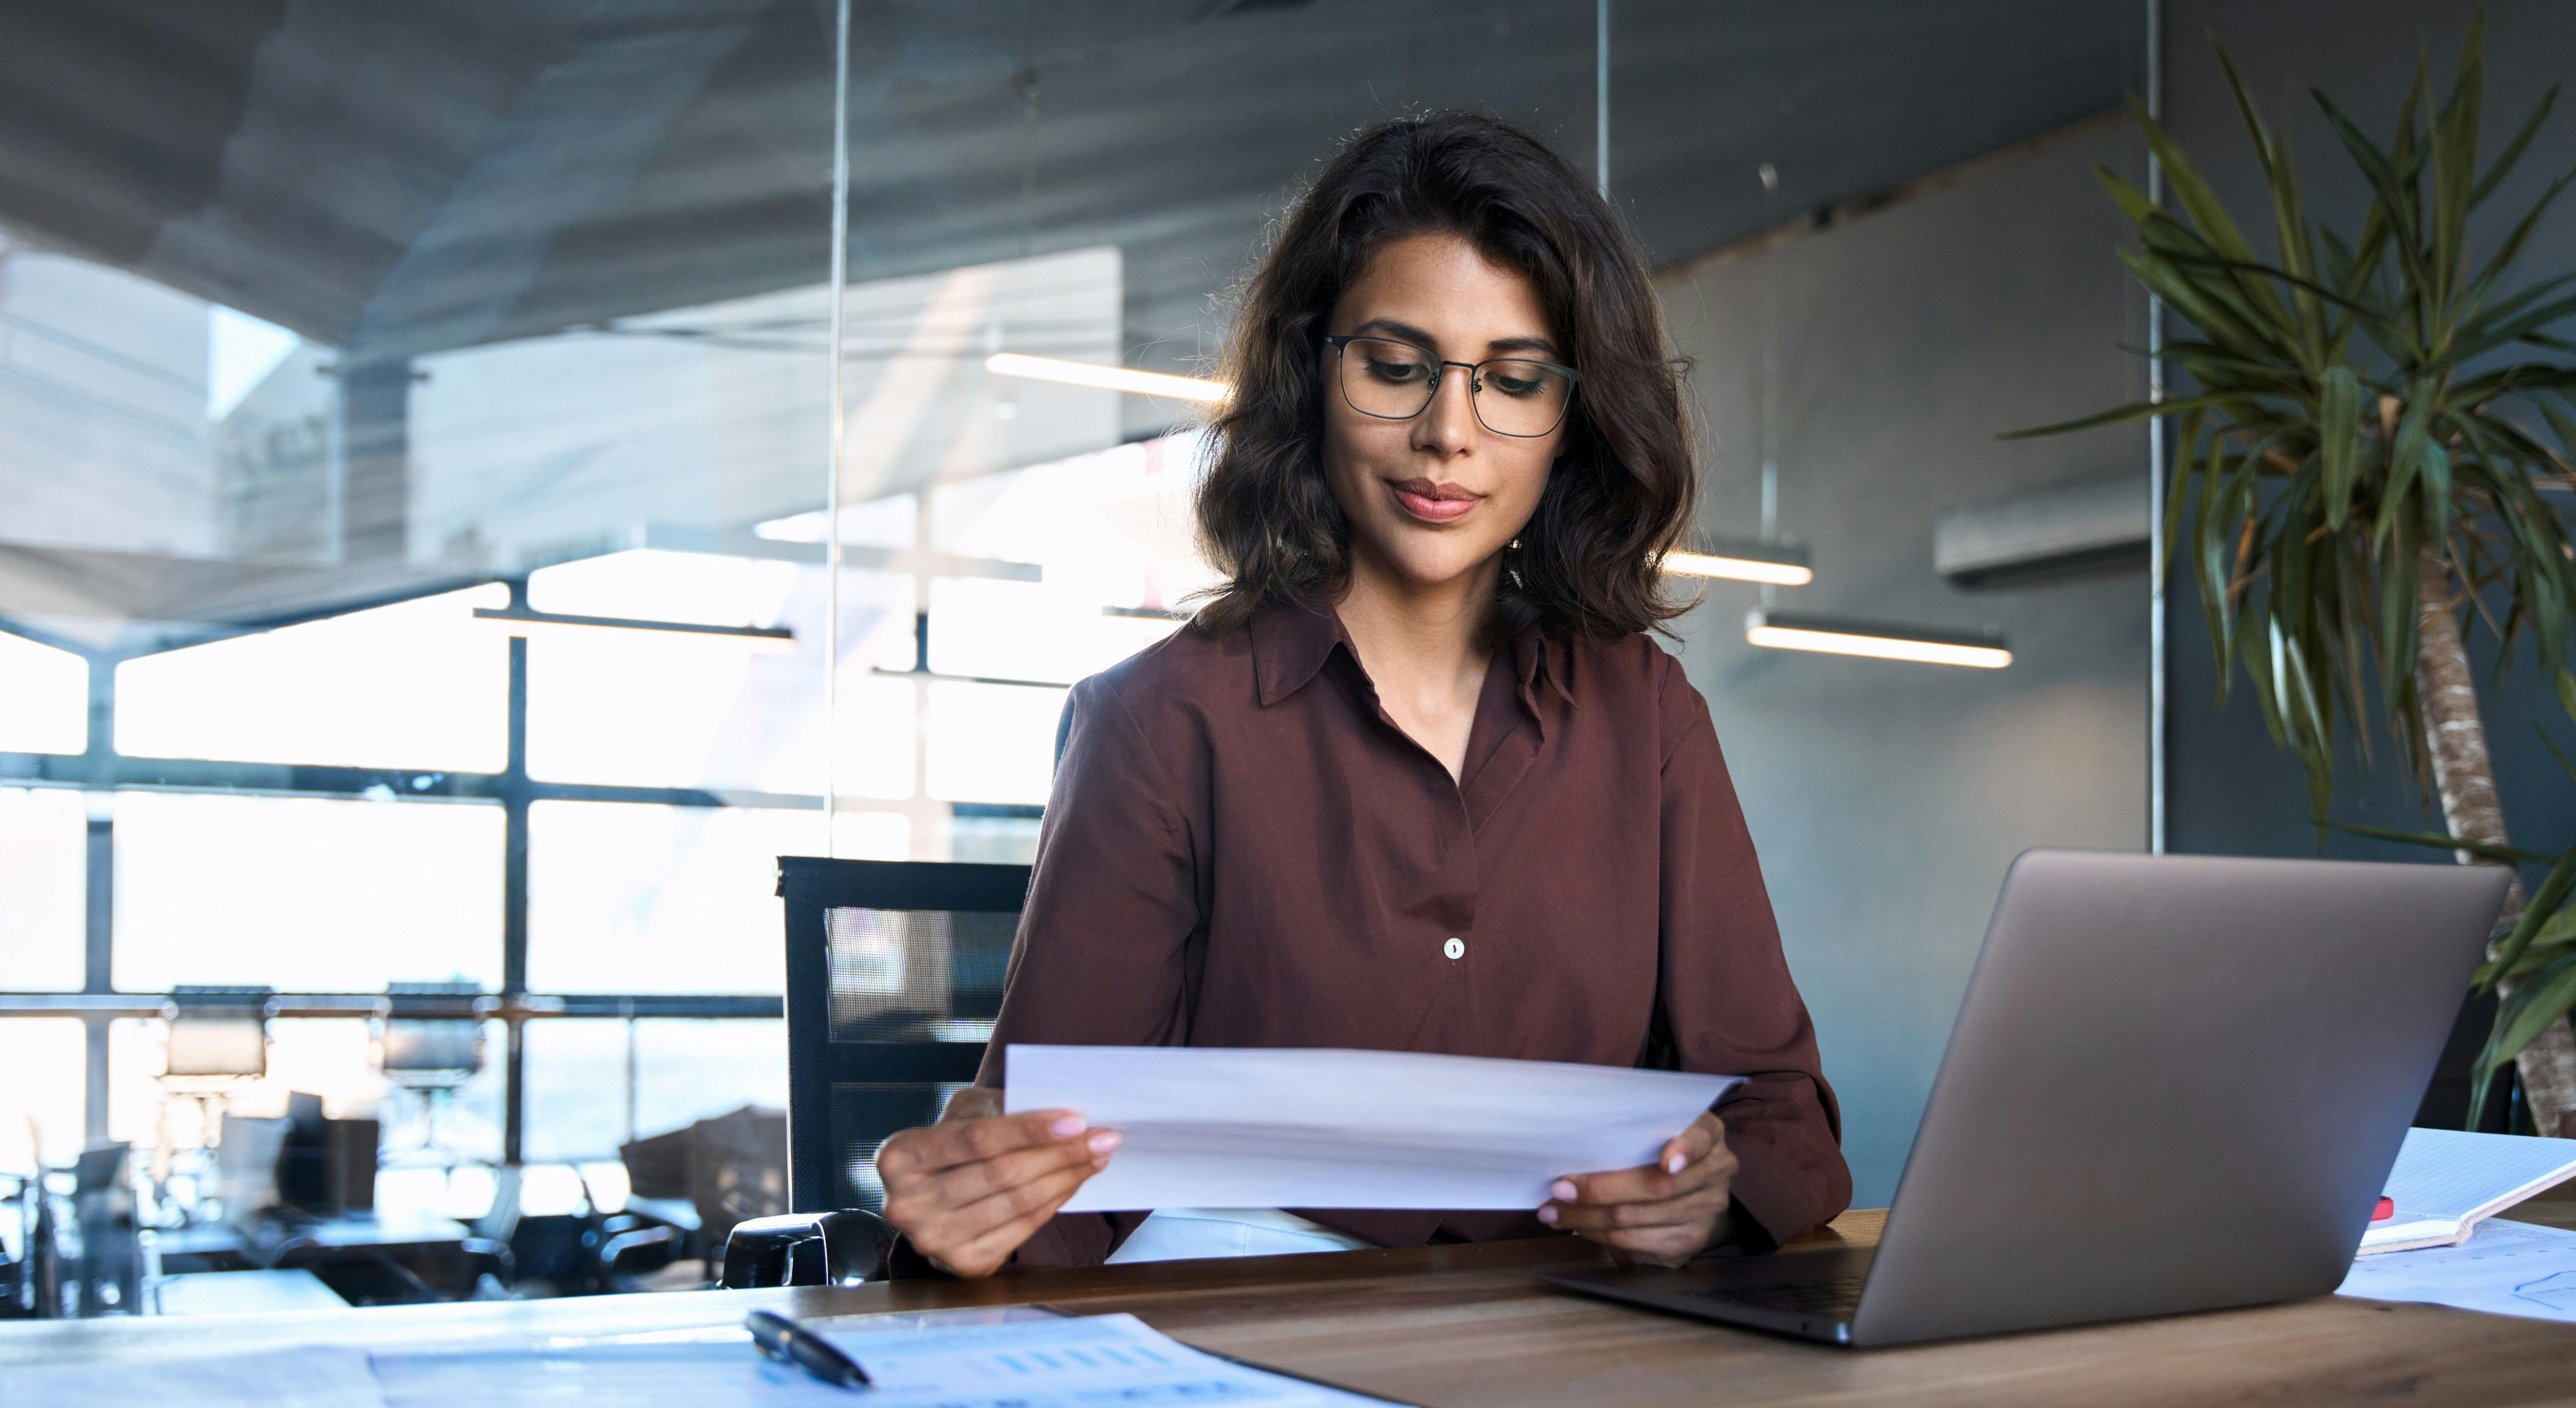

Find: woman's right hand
<box><xmin>873</xmin><ymin>1086</ymin><xmax>1121</xmax><ymax>1277</ymax></box>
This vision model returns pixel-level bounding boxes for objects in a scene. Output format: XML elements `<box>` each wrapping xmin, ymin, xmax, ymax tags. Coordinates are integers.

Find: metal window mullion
<box><xmin>502</xmin><ymin>622</ymin><xmax>531</xmax><ymax>1165</ymax></box>
<box><xmin>825</xmin><ymin>0</ymin><xmax>853</xmax><ymax>860</ymax></box>
<box><xmin>81</xmin><ymin>645</ymin><xmax>115</xmax><ymax>1143</ymax></box>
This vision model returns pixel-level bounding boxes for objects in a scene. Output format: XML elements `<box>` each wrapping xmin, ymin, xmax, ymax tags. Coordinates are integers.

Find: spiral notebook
<box><xmin>2359</xmin><ymin>1128</ymin><xmax>2576</xmax><ymax>1255</ymax></box>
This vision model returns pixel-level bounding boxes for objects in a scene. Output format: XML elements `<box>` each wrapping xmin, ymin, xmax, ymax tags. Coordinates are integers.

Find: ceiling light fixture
<box><xmin>984</xmin><ymin>352</ymin><xmax>1228</xmax><ymax>403</ymax></box>
<box><xmin>472</xmin><ymin>606</ymin><xmax>797</xmax><ymax>655</ymax></box>
<box><xmin>1661</xmin><ymin>541</ymin><xmax>1814</xmax><ymax>586</ymax></box>
<box><xmin>1745</xmin><ymin>609</ymin><xmax>2010</xmax><ymax>669</ymax></box>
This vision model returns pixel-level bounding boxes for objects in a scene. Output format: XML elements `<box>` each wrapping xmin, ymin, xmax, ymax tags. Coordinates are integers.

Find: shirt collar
<box><xmin>1513</xmin><ymin>630</ymin><xmax>1577</xmax><ymax>731</ymax></box>
<box><xmin>1249</xmin><ymin>597</ymin><xmax>1348</xmax><ymax>708</ymax></box>
<box><xmin>1251</xmin><ymin>598</ymin><xmax>1576</xmax><ymax>728</ymax></box>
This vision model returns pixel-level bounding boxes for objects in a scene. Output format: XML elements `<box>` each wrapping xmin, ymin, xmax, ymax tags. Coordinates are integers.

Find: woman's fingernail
<box><xmin>1537</xmin><ymin>1204</ymin><xmax>1558</xmax><ymax>1225</ymax></box>
<box><xmin>1050</xmin><ymin>1114</ymin><xmax>1086</xmax><ymax>1139</ymax></box>
<box><xmin>1087</xmin><ymin>1129</ymin><xmax>1122</xmax><ymax>1155</ymax></box>
<box><xmin>1666</xmin><ymin>1153</ymin><xmax>1687</xmax><ymax>1175</ymax></box>
<box><xmin>1551</xmin><ymin>1179</ymin><xmax>1578</xmax><ymax>1202</ymax></box>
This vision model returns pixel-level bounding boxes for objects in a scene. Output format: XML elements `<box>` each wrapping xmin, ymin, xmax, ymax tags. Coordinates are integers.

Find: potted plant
<box><xmin>2011</xmin><ymin>15</ymin><xmax>2576</xmax><ymax>1131</ymax></box>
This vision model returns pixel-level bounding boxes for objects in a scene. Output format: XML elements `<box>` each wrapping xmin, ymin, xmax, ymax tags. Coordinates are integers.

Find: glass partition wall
<box><xmin>809</xmin><ymin>0</ymin><xmax>1605</xmax><ymax>1205</ymax></box>
<box><xmin>0</xmin><ymin>0</ymin><xmax>1603</xmax><ymax>1226</ymax></box>
<box><xmin>0</xmin><ymin>2</ymin><xmax>846</xmax><ymax>1194</ymax></box>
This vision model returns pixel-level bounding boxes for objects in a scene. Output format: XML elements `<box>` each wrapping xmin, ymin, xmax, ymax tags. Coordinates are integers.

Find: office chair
<box><xmin>720</xmin><ymin>856</ymin><xmax>1028</xmax><ymax>1288</ymax></box>
<box><xmin>155</xmin><ymin>986</ymin><xmax>274</xmax><ymax>1227</ymax></box>
<box><xmin>374</xmin><ymin>981</ymin><xmax>487</xmax><ymax>1179</ymax></box>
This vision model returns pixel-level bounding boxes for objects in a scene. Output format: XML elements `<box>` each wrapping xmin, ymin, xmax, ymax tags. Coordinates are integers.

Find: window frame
<box><xmin>0</xmin><ymin>579</ymin><xmax>800</xmax><ymax>1163</ymax></box>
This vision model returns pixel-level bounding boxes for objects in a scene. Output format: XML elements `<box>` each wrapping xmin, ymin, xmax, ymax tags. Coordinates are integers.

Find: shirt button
<box><xmin>1443</xmin><ymin>937</ymin><xmax>1466</xmax><ymax>960</ymax></box>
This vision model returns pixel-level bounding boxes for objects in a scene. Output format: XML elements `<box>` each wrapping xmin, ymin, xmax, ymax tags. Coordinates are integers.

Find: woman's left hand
<box><xmin>1537</xmin><ymin>1111</ymin><xmax>1739</xmax><ymax>1265</ymax></box>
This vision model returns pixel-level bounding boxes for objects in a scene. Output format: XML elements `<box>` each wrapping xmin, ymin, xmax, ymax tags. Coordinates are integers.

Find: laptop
<box><xmin>1543</xmin><ymin>849</ymin><xmax>2512</xmax><ymax>1347</ymax></box>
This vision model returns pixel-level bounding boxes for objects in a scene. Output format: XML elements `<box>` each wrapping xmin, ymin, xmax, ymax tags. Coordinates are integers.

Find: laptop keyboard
<box><xmin>1690</xmin><ymin>1275</ymin><xmax>1867</xmax><ymax>1318</ymax></box>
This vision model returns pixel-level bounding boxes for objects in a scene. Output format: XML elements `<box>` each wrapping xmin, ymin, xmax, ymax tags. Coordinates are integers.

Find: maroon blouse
<box><xmin>975</xmin><ymin>599</ymin><xmax>1850</xmax><ymax>1266</ymax></box>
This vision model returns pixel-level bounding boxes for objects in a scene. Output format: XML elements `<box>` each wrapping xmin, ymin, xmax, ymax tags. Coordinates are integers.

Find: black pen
<box><xmin>747</xmin><ymin>1308</ymin><xmax>873</xmax><ymax>1390</ymax></box>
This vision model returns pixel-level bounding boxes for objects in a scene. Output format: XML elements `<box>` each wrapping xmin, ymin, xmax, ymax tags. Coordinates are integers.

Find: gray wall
<box><xmin>2162</xmin><ymin>0</ymin><xmax>2576</xmax><ymax>864</ymax></box>
<box><xmin>1657</xmin><ymin>127</ymin><xmax>2152</xmax><ymax>1203</ymax></box>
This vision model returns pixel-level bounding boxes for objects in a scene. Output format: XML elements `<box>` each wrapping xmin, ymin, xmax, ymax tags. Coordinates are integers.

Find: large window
<box><xmin>0</xmin><ymin>633</ymin><xmax>85</xmax><ymax>755</ymax></box>
<box><xmin>116</xmin><ymin>587</ymin><xmax>510</xmax><ymax>771</ymax></box>
<box><xmin>0</xmin><ymin>788</ymin><xmax>85</xmax><ymax>991</ymax></box>
<box><xmin>528</xmin><ymin>801</ymin><xmax>820</xmax><ymax>995</ymax></box>
<box><xmin>0</xmin><ymin>221</ymin><xmax>1201</xmax><ymax>1184</ymax></box>
<box><xmin>0</xmin><ymin>2</ymin><xmax>1593</xmax><ymax>1209</ymax></box>
<box><xmin>111</xmin><ymin>791</ymin><xmax>506</xmax><ymax>993</ymax></box>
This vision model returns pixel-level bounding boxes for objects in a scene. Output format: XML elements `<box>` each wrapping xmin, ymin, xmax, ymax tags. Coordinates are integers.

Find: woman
<box><xmin>874</xmin><ymin>112</ymin><xmax>1849</xmax><ymax>1277</ymax></box>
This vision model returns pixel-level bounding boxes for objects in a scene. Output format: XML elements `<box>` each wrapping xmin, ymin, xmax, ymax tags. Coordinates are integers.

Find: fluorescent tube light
<box><xmin>985</xmin><ymin>352</ymin><xmax>1229</xmax><ymax>403</ymax></box>
<box><xmin>472</xmin><ymin>607</ymin><xmax>797</xmax><ymax>655</ymax></box>
<box><xmin>1745</xmin><ymin>609</ymin><xmax>2010</xmax><ymax>669</ymax></box>
<box><xmin>1661</xmin><ymin>541</ymin><xmax>1813</xmax><ymax>586</ymax></box>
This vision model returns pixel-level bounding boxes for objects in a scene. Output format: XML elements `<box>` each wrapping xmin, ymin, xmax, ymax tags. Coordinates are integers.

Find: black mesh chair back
<box><xmin>774</xmin><ymin>856</ymin><xmax>1030</xmax><ymax>1217</ymax></box>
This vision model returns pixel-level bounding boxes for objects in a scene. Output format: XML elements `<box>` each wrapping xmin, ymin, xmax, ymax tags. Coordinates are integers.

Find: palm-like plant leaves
<box><xmin>2341</xmin><ymin>812</ymin><xmax>2576</xmax><ymax>1123</ymax></box>
<box><xmin>2014</xmin><ymin>14</ymin><xmax>2576</xmax><ymax>1118</ymax></box>
<box><xmin>2009</xmin><ymin>15</ymin><xmax>2576</xmax><ymax>828</ymax></box>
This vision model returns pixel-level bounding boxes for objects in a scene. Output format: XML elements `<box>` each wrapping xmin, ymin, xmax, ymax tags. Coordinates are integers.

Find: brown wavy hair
<box><xmin>1192</xmin><ymin>111</ymin><xmax>1696</xmax><ymax>643</ymax></box>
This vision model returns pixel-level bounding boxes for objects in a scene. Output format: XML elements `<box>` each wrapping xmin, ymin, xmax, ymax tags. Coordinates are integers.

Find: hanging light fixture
<box><xmin>984</xmin><ymin>352</ymin><xmax>1228</xmax><ymax>403</ymax></box>
<box><xmin>472</xmin><ymin>606</ymin><xmax>797</xmax><ymax>655</ymax></box>
<box><xmin>1727</xmin><ymin>157</ymin><xmax>2007</xmax><ymax>671</ymax></box>
<box><xmin>1661</xmin><ymin>539</ymin><xmax>1813</xmax><ymax>586</ymax></box>
<box><xmin>1745</xmin><ymin>609</ymin><xmax>2010</xmax><ymax>669</ymax></box>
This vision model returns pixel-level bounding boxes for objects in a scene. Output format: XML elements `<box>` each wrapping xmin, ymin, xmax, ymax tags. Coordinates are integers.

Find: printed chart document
<box><xmin>1003</xmin><ymin>1044</ymin><xmax>1741</xmax><ymax>1213</ymax></box>
<box><xmin>2359</xmin><ymin>1127</ymin><xmax>2576</xmax><ymax>1254</ymax></box>
<box><xmin>815</xmin><ymin>1311</ymin><xmax>1400</xmax><ymax>1406</ymax></box>
<box><xmin>2339</xmin><ymin>1217</ymin><xmax>2576</xmax><ymax>1322</ymax></box>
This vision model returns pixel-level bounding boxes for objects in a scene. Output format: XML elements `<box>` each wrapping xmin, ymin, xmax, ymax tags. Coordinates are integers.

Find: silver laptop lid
<box><xmin>1851</xmin><ymin>850</ymin><xmax>2508</xmax><ymax>1347</ymax></box>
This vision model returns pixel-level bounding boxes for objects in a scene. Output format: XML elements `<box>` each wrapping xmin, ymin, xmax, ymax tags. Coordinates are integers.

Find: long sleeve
<box><xmin>964</xmin><ymin>670</ymin><xmax>1207</xmax><ymax>1268</ymax></box>
<box><xmin>1655</xmin><ymin>662</ymin><xmax>1852</xmax><ymax>1246</ymax></box>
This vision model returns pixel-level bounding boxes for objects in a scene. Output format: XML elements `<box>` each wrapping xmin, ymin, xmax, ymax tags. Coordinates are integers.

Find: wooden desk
<box><xmin>9</xmin><ymin>1207</ymin><xmax>2575</xmax><ymax>1405</ymax></box>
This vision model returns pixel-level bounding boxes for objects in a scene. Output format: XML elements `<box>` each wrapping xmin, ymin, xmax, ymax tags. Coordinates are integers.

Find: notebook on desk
<box><xmin>2361</xmin><ymin>1127</ymin><xmax>2576</xmax><ymax>1254</ymax></box>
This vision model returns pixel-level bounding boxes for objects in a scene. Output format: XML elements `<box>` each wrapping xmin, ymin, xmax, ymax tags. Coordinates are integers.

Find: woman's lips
<box><xmin>1389</xmin><ymin>477</ymin><xmax>1481</xmax><ymax>524</ymax></box>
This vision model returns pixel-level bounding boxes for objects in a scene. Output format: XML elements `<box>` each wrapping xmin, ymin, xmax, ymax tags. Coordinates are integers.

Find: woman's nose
<box><xmin>1413</xmin><ymin>367</ymin><xmax>1478</xmax><ymax>456</ymax></box>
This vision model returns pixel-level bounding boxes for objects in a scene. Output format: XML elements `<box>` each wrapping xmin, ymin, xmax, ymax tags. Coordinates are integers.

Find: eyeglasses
<box><xmin>1323</xmin><ymin>334</ymin><xmax>1579</xmax><ymax>439</ymax></box>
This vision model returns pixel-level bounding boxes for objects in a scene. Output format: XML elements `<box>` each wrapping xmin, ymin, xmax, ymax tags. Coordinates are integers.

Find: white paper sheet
<box><xmin>2338</xmin><ymin>1217</ymin><xmax>2576</xmax><ymax>1322</ymax></box>
<box><xmin>0</xmin><ymin>1347</ymin><xmax>384</xmax><ymax>1408</ymax></box>
<box><xmin>368</xmin><ymin>1310</ymin><xmax>1066</xmax><ymax>1408</ymax></box>
<box><xmin>370</xmin><ymin>1340</ymin><xmax>854</xmax><ymax>1408</ymax></box>
<box><xmin>1002</xmin><ymin>1044</ymin><xmax>1741</xmax><ymax>1213</ymax></box>
<box><xmin>817</xmin><ymin>1310</ymin><xmax>1399</xmax><ymax>1406</ymax></box>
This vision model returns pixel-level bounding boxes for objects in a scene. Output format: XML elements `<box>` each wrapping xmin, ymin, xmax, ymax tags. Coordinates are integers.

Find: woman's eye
<box><xmin>1365</xmin><ymin>359</ymin><xmax>1427</xmax><ymax>383</ymax></box>
<box><xmin>1489</xmin><ymin>373</ymin><xmax>1544</xmax><ymax>398</ymax></box>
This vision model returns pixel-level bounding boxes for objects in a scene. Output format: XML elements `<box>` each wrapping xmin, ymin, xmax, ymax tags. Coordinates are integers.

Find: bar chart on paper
<box><xmin>2340</xmin><ymin>1218</ymin><xmax>2576</xmax><ymax>1323</ymax></box>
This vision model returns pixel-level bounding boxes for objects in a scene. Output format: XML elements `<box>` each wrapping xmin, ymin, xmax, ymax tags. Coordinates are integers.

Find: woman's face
<box><xmin>1320</xmin><ymin>232</ymin><xmax>1567</xmax><ymax>598</ymax></box>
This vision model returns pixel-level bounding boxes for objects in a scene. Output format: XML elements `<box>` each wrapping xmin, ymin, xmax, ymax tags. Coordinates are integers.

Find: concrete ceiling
<box><xmin>2</xmin><ymin>0</ymin><xmax>2142</xmax><ymax>425</ymax></box>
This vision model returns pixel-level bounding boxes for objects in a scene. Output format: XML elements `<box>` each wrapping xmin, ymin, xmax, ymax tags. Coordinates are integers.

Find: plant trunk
<box><xmin>2416</xmin><ymin>552</ymin><xmax>2576</xmax><ymax>1134</ymax></box>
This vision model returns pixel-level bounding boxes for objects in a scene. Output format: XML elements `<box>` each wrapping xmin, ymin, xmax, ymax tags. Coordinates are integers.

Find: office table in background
<box><xmin>6</xmin><ymin>1207</ymin><xmax>2574</xmax><ymax>1406</ymax></box>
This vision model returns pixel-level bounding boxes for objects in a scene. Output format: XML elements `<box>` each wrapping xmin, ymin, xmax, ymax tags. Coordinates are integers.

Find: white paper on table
<box><xmin>0</xmin><ymin>1348</ymin><xmax>385</xmax><ymax>1408</ymax></box>
<box><xmin>816</xmin><ymin>1310</ymin><xmax>1399</xmax><ymax>1406</ymax></box>
<box><xmin>1002</xmin><ymin>1044</ymin><xmax>1741</xmax><ymax>1213</ymax></box>
<box><xmin>369</xmin><ymin>1340</ymin><xmax>856</xmax><ymax>1408</ymax></box>
<box><xmin>365</xmin><ymin>1310</ymin><xmax>1071</xmax><ymax>1408</ymax></box>
<box><xmin>2337</xmin><ymin>1217</ymin><xmax>2576</xmax><ymax>1322</ymax></box>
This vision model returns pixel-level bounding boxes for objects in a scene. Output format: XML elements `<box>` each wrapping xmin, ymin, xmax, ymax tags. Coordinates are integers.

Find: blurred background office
<box><xmin>0</xmin><ymin>0</ymin><xmax>2570</xmax><ymax>1311</ymax></box>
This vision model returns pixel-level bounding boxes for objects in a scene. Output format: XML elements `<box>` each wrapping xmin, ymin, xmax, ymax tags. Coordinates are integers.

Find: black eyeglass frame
<box><xmin>1322</xmin><ymin>334</ymin><xmax>1580</xmax><ymax>439</ymax></box>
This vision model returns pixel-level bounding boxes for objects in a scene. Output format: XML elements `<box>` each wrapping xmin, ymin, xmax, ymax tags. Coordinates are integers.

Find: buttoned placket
<box><xmin>1330</xmin><ymin>638</ymin><xmax>1557</xmax><ymax>988</ymax></box>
